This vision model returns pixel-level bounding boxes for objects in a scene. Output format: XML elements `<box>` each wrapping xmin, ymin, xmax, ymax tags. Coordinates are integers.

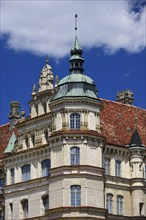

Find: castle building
<box><xmin>1</xmin><ymin>33</ymin><xmax>146</xmax><ymax>220</ymax></box>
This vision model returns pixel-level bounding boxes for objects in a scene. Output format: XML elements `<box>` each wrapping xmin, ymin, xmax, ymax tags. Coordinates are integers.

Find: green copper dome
<box><xmin>59</xmin><ymin>73</ymin><xmax>95</xmax><ymax>85</ymax></box>
<box><xmin>52</xmin><ymin>35</ymin><xmax>99</xmax><ymax>101</ymax></box>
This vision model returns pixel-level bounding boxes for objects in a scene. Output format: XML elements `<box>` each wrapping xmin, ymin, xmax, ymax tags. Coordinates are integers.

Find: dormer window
<box><xmin>70</xmin><ymin>113</ymin><xmax>80</xmax><ymax>129</ymax></box>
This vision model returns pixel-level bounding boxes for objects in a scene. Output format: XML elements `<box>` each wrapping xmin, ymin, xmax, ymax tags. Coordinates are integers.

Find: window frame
<box><xmin>104</xmin><ymin>158</ymin><xmax>110</xmax><ymax>175</ymax></box>
<box><xmin>21</xmin><ymin>199</ymin><xmax>28</xmax><ymax>219</ymax></box>
<box><xmin>106</xmin><ymin>193</ymin><xmax>113</xmax><ymax>214</ymax></box>
<box><xmin>117</xmin><ymin>195</ymin><xmax>123</xmax><ymax>215</ymax></box>
<box><xmin>115</xmin><ymin>160</ymin><xmax>121</xmax><ymax>177</ymax></box>
<box><xmin>10</xmin><ymin>168</ymin><xmax>15</xmax><ymax>184</ymax></box>
<box><xmin>22</xmin><ymin>164</ymin><xmax>30</xmax><ymax>181</ymax></box>
<box><xmin>71</xmin><ymin>185</ymin><xmax>81</xmax><ymax>206</ymax></box>
<box><xmin>42</xmin><ymin>194</ymin><xmax>49</xmax><ymax>211</ymax></box>
<box><xmin>70</xmin><ymin>113</ymin><xmax>80</xmax><ymax>129</ymax></box>
<box><xmin>70</xmin><ymin>147</ymin><xmax>80</xmax><ymax>166</ymax></box>
<box><xmin>41</xmin><ymin>159</ymin><xmax>50</xmax><ymax>177</ymax></box>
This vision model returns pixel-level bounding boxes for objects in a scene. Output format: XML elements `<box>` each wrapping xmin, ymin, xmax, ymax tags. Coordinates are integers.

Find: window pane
<box><xmin>117</xmin><ymin>195</ymin><xmax>123</xmax><ymax>215</ymax></box>
<box><xmin>104</xmin><ymin>158</ymin><xmax>110</xmax><ymax>175</ymax></box>
<box><xmin>41</xmin><ymin>159</ymin><xmax>50</xmax><ymax>177</ymax></box>
<box><xmin>106</xmin><ymin>194</ymin><xmax>113</xmax><ymax>214</ymax></box>
<box><xmin>115</xmin><ymin>160</ymin><xmax>121</xmax><ymax>176</ymax></box>
<box><xmin>71</xmin><ymin>147</ymin><xmax>80</xmax><ymax>165</ymax></box>
<box><xmin>11</xmin><ymin>168</ymin><xmax>14</xmax><ymax>184</ymax></box>
<box><xmin>22</xmin><ymin>165</ymin><xmax>30</xmax><ymax>181</ymax></box>
<box><xmin>70</xmin><ymin>113</ymin><xmax>80</xmax><ymax>129</ymax></box>
<box><xmin>42</xmin><ymin>195</ymin><xmax>49</xmax><ymax>211</ymax></box>
<box><xmin>71</xmin><ymin>185</ymin><xmax>81</xmax><ymax>206</ymax></box>
<box><xmin>22</xmin><ymin>200</ymin><xmax>28</xmax><ymax>219</ymax></box>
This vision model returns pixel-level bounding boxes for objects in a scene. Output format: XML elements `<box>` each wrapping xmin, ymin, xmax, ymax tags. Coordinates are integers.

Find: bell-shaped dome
<box><xmin>52</xmin><ymin>73</ymin><xmax>98</xmax><ymax>100</ymax></box>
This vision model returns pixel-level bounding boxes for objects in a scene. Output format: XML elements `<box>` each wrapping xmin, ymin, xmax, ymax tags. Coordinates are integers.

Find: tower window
<box><xmin>25</xmin><ymin>136</ymin><xmax>29</xmax><ymax>148</ymax></box>
<box><xmin>70</xmin><ymin>147</ymin><xmax>80</xmax><ymax>165</ymax></box>
<box><xmin>104</xmin><ymin>158</ymin><xmax>110</xmax><ymax>175</ymax></box>
<box><xmin>10</xmin><ymin>168</ymin><xmax>15</xmax><ymax>184</ymax></box>
<box><xmin>31</xmin><ymin>134</ymin><xmax>35</xmax><ymax>146</ymax></box>
<box><xmin>22</xmin><ymin>165</ymin><xmax>30</xmax><ymax>181</ymax></box>
<box><xmin>71</xmin><ymin>185</ymin><xmax>81</xmax><ymax>206</ymax></box>
<box><xmin>41</xmin><ymin>159</ymin><xmax>50</xmax><ymax>177</ymax></box>
<box><xmin>21</xmin><ymin>199</ymin><xmax>28</xmax><ymax>219</ymax></box>
<box><xmin>115</xmin><ymin>160</ymin><xmax>121</xmax><ymax>177</ymax></box>
<box><xmin>106</xmin><ymin>193</ymin><xmax>113</xmax><ymax>214</ymax></box>
<box><xmin>117</xmin><ymin>195</ymin><xmax>123</xmax><ymax>215</ymax></box>
<box><xmin>70</xmin><ymin>113</ymin><xmax>80</xmax><ymax>129</ymax></box>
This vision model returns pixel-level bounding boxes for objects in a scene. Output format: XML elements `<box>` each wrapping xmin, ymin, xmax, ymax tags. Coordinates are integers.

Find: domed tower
<box><xmin>129</xmin><ymin>128</ymin><xmax>145</xmax><ymax>216</ymax></box>
<box><xmin>48</xmin><ymin>18</ymin><xmax>106</xmax><ymax>219</ymax></box>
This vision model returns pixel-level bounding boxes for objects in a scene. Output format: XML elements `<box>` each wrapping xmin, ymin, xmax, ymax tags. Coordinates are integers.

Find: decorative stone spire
<box><xmin>8</xmin><ymin>101</ymin><xmax>20</xmax><ymax>130</ymax></box>
<box><xmin>69</xmin><ymin>14</ymin><xmax>84</xmax><ymax>74</ymax></box>
<box><xmin>38</xmin><ymin>56</ymin><xmax>54</xmax><ymax>92</ymax></box>
<box><xmin>116</xmin><ymin>89</ymin><xmax>134</xmax><ymax>105</ymax></box>
<box><xmin>32</xmin><ymin>84</ymin><xmax>37</xmax><ymax>96</ymax></box>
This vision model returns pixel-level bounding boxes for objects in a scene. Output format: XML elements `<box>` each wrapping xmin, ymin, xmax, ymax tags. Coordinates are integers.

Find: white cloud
<box><xmin>1</xmin><ymin>0</ymin><xmax>146</xmax><ymax>58</ymax></box>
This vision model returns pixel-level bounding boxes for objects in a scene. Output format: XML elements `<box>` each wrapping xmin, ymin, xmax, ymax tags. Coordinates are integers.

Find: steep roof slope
<box><xmin>100</xmin><ymin>99</ymin><xmax>146</xmax><ymax>147</ymax></box>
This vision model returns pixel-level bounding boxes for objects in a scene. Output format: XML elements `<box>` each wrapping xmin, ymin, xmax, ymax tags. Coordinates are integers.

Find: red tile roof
<box><xmin>0</xmin><ymin>123</ymin><xmax>12</xmax><ymax>159</ymax></box>
<box><xmin>100</xmin><ymin>99</ymin><xmax>146</xmax><ymax>147</ymax></box>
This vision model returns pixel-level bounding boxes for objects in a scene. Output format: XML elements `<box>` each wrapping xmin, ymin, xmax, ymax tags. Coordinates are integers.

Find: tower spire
<box><xmin>69</xmin><ymin>14</ymin><xmax>84</xmax><ymax>74</ymax></box>
<box><xmin>75</xmin><ymin>14</ymin><xmax>78</xmax><ymax>32</ymax></box>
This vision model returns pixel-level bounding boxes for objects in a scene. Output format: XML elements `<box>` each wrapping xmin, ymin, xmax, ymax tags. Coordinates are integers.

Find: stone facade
<box><xmin>1</xmin><ymin>35</ymin><xmax>146</xmax><ymax>220</ymax></box>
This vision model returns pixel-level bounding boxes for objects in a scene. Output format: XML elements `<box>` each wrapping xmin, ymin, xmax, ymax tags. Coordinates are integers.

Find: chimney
<box><xmin>116</xmin><ymin>89</ymin><xmax>134</xmax><ymax>105</ymax></box>
<box><xmin>8</xmin><ymin>101</ymin><xmax>20</xmax><ymax>130</ymax></box>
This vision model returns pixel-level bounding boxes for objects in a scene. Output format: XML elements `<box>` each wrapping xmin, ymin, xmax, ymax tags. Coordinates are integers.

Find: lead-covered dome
<box><xmin>52</xmin><ymin>36</ymin><xmax>99</xmax><ymax>101</ymax></box>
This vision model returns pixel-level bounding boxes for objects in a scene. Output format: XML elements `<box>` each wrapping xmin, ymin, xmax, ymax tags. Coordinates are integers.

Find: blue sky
<box><xmin>0</xmin><ymin>0</ymin><xmax>146</xmax><ymax>125</ymax></box>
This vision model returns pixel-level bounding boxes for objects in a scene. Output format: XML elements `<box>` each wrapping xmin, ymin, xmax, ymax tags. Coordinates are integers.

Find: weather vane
<box><xmin>75</xmin><ymin>14</ymin><xmax>78</xmax><ymax>31</ymax></box>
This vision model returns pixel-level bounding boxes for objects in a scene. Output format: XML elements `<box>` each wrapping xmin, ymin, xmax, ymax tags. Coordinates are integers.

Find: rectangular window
<box><xmin>21</xmin><ymin>200</ymin><xmax>28</xmax><ymax>219</ymax></box>
<box><xmin>71</xmin><ymin>185</ymin><xmax>81</xmax><ymax>206</ymax></box>
<box><xmin>117</xmin><ymin>195</ymin><xmax>123</xmax><ymax>215</ymax></box>
<box><xmin>22</xmin><ymin>165</ymin><xmax>30</xmax><ymax>181</ymax></box>
<box><xmin>10</xmin><ymin>168</ymin><xmax>14</xmax><ymax>184</ymax></box>
<box><xmin>104</xmin><ymin>158</ymin><xmax>110</xmax><ymax>175</ymax></box>
<box><xmin>145</xmin><ymin>165</ymin><xmax>146</xmax><ymax>179</ymax></box>
<box><xmin>71</xmin><ymin>147</ymin><xmax>80</xmax><ymax>165</ymax></box>
<box><xmin>106</xmin><ymin>194</ymin><xmax>113</xmax><ymax>214</ymax></box>
<box><xmin>42</xmin><ymin>195</ymin><xmax>49</xmax><ymax>211</ymax></box>
<box><xmin>115</xmin><ymin>160</ymin><xmax>121</xmax><ymax>177</ymax></box>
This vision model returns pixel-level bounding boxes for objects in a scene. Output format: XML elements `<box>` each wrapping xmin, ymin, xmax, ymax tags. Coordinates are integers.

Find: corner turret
<box><xmin>128</xmin><ymin>128</ymin><xmax>145</xmax><ymax>216</ymax></box>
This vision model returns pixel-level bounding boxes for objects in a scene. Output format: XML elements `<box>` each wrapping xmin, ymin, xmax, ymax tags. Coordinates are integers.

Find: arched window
<box><xmin>22</xmin><ymin>165</ymin><xmax>30</xmax><ymax>181</ymax></box>
<box><xmin>117</xmin><ymin>195</ymin><xmax>123</xmax><ymax>215</ymax></box>
<box><xmin>71</xmin><ymin>185</ymin><xmax>81</xmax><ymax>206</ymax></box>
<box><xmin>21</xmin><ymin>199</ymin><xmax>28</xmax><ymax>219</ymax></box>
<box><xmin>41</xmin><ymin>159</ymin><xmax>50</xmax><ymax>177</ymax></box>
<box><xmin>106</xmin><ymin>193</ymin><xmax>113</xmax><ymax>214</ymax></box>
<box><xmin>42</xmin><ymin>195</ymin><xmax>49</xmax><ymax>211</ymax></box>
<box><xmin>70</xmin><ymin>113</ymin><xmax>80</xmax><ymax>129</ymax></box>
<box><xmin>70</xmin><ymin>147</ymin><xmax>80</xmax><ymax>165</ymax></box>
